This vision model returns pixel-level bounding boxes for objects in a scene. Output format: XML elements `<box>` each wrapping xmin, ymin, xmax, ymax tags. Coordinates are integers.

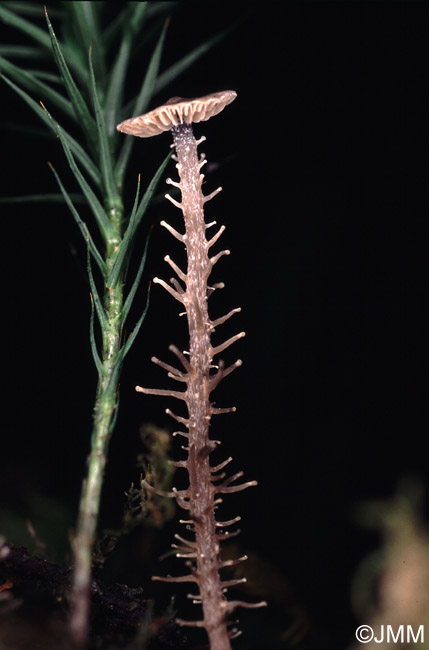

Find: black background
<box><xmin>1</xmin><ymin>2</ymin><xmax>429</xmax><ymax>648</ymax></box>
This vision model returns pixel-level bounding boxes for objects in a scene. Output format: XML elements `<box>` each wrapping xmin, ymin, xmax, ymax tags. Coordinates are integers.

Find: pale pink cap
<box><xmin>116</xmin><ymin>90</ymin><xmax>237</xmax><ymax>138</ymax></box>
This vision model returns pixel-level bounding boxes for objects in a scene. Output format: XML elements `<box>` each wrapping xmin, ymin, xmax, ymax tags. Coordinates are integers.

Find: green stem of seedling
<box><xmin>69</xmin><ymin>149</ymin><xmax>170</xmax><ymax>646</ymax></box>
<box><xmin>71</xmin><ymin>212</ymin><xmax>125</xmax><ymax>647</ymax></box>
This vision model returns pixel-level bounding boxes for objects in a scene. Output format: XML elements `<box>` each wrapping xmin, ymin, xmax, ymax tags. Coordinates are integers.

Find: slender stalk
<box><xmin>137</xmin><ymin>121</ymin><xmax>265</xmax><ymax>648</ymax></box>
<box><xmin>172</xmin><ymin>123</ymin><xmax>232</xmax><ymax>649</ymax></box>
<box><xmin>71</xmin><ymin>215</ymin><xmax>124</xmax><ymax>646</ymax></box>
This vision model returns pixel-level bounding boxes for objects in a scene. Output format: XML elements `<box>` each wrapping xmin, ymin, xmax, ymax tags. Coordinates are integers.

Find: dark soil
<box><xmin>0</xmin><ymin>545</ymin><xmax>189</xmax><ymax>650</ymax></box>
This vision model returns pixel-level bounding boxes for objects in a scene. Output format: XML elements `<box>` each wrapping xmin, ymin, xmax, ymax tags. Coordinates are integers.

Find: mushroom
<box><xmin>116</xmin><ymin>90</ymin><xmax>237</xmax><ymax>138</ymax></box>
<box><xmin>116</xmin><ymin>91</ymin><xmax>265</xmax><ymax>650</ymax></box>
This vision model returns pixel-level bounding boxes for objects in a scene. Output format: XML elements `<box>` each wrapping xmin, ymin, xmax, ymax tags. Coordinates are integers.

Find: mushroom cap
<box><xmin>116</xmin><ymin>90</ymin><xmax>237</xmax><ymax>138</ymax></box>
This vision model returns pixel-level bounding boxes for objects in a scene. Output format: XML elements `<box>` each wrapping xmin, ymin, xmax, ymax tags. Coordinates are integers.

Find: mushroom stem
<box><xmin>169</xmin><ymin>121</ymin><xmax>233</xmax><ymax>650</ymax></box>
